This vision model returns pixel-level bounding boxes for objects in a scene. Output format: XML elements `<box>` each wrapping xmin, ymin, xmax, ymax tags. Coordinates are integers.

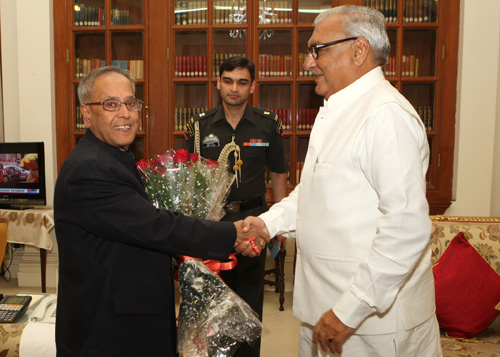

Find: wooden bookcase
<box><xmin>54</xmin><ymin>0</ymin><xmax>459</xmax><ymax>214</ymax></box>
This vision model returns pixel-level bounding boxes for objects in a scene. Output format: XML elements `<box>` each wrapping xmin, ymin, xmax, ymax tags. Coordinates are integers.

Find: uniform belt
<box><xmin>224</xmin><ymin>196</ymin><xmax>263</xmax><ymax>213</ymax></box>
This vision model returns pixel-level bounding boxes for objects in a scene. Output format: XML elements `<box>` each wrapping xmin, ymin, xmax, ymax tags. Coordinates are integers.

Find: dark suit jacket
<box><xmin>54</xmin><ymin>130</ymin><xmax>236</xmax><ymax>356</ymax></box>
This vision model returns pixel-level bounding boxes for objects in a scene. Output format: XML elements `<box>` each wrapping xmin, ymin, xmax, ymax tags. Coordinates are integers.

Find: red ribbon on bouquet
<box><xmin>177</xmin><ymin>254</ymin><xmax>238</xmax><ymax>276</ymax></box>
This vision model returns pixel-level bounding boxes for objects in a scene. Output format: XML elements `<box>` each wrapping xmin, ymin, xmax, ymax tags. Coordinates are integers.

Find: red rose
<box><xmin>174</xmin><ymin>149</ymin><xmax>189</xmax><ymax>164</ymax></box>
<box><xmin>189</xmin><ymin>152</ymin><xmax>199</xmax><ymax>163</ymax></box>
<box><xmin>136</xmin><ymin>159</ymin><xmax>149</xmax><ymax>171</ymax></box>
<box><xmin>204</xmin><ymin>158</ymin><xmax>219</xmax><ymax>169</ymax></box>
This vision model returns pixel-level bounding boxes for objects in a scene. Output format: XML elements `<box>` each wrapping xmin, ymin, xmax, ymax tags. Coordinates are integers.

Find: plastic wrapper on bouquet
<box><xmin>178</xmin><ymin>260</ymin><xmax>264</xmax><ymax>357</ymax></box>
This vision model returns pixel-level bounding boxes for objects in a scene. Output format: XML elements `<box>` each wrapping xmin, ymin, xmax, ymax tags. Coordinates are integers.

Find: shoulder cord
<box><xmin>194</xmin><ymin>120</ymin><xmax>243</xmax><ymax>186</ymax></box>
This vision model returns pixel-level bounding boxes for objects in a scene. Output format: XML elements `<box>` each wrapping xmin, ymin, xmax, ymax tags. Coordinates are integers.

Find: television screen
<box><xmin>0</xmin><ymin>142</ymin><xmax>46</xmax><ymax>208</ymax></box>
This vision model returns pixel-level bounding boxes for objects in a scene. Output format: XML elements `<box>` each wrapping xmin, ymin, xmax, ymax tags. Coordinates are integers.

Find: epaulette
<box><xmin>193</xmin><ymin>106</ymin><xmax>218</xmax><ymax>122</ymax></box>
<box><xmin>252</xmin><ymin>106</ymin><xmax>283</xmax><ymax>134</ymax></box>
<box><xmin>252</xmin><ymin>106</ymin><xmax>278</xmax><ymax>121</ymax></box>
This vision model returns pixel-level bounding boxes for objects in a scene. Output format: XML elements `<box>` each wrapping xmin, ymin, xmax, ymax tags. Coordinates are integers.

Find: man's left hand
<box><xmin>313</xmin><ymin>309</ymin><xmax>355</xmax><ymax>355</ymax></box>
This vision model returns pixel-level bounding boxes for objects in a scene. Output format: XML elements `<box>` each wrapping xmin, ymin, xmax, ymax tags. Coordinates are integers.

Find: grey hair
<box><xmin>77</xmin><ymin>66</ymin><xmax>136</xmax><ymax>104</ymax></box>
<box><xmin>314</xmin><ymin>5</ymin><xmax>390</xmax><ymax>66</ymax></box>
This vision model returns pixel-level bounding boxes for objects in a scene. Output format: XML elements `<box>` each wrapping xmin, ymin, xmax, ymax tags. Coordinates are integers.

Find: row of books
<box><xmin>403</xmin><ymin>0</ymin><xmax>436</xmax><ymax>23</ymax></box>
<box><xmin>175</xmin><ymin>1</ymin><xmax>208</xmax><ymax>25</ymax></box>
<box><xmin>174</xmin><ymin>1</ymin><xmax>293</xmax><ymax>25</ymax></box>
<box><xmin>174</xmin><ymin>107</ymin><xmax>207</xmax><ymax>131</ymax></box>
<box><xmin>364</xmin><ymin>0</ymin><xmax>398</xmax><ymax>23</ymax></box>
<box><xmin>258</xmin><ymin>54</ymin><xmax>293</xmax><ymax>78</ymax></box>
<box><xmin>110</xmin><ymin>8</ymin><xmax>132</xmax><ymax>26</ymax></box>
<box><xmin>74</xmin><ymin>4</ymin><xmax>105</xmax><ymax>26</ymax></box>
<box><xmin>261</xmin><ymin>2</ymin><xmax>293</xmax><ymax>24</ymax></box>
<box><xmin>74</xmin><ymin>59</ymin><xmax>144</xmax><ymax>79</ymax></box>
<box><xmin>384</xmin><ymin>56</ymin><xmax>421</xmax><ymax>77</ymax></box>
<box><xmin>175</xmin><ymin>56</ymin><xmax>208</xmax><ymax>78</ymax></box>
<box><xmin>401</xmin><ymin>55</ymin><xmax>420</xmax><ymax>77</ymax></box>
<box><xmin>297</xmin><ymin>53</ymin><xmax>314</xmax><ymax>78</ymax></box>
<box><xmin>74</xmin><ymin>5</ymin><xmax>132</xmax><ymax>26</ymax></box>
<box><xmin>267</xmin><ymin>109</ymin><xmax>291</xmax><ymax>131</ymax></box>
<box><xmin>214</xmin><ymin>0</ymin><xmax>243</xmax><ymax>24</ymax></box>
<box><xmin>297</xmin><ymin>109</ymin><xmax>319</xmax><ymax>130</ymax></box>
<box><xmin>364</xmin><ymin>0</ymin><xmax>435</xmax><ymax>23</ymax></box>
<box><xmin>213</xmin><ymin>53</ymin><xmax>247</xmax><ymax>77</ymax></box>
<box><xmin>75</xmin><ymin>58</ymin><xmax>105</xmax><ymax>78</ymax></box>
<box><xmin>417</xmin><ymin>106</ymin><xmax>434</xmax><ymax>132</ymax></box>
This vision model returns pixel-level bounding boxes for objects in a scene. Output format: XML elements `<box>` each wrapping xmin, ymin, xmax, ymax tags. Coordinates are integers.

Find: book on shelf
<box><xmin>110</xmin><ymin>60</ymin><xmax>144</xmax><ymax>79</ymax></box>
<box><xmin>267</xmin><ymin>3</ymin><xmax>292</xmax><ymax>24</ymax></box>
<box><xmin>404</xmin><ymin>0</ymin><xmax>434</xmax><ymax>23</ymax></box>
<box><xmin>111</xmin><ymin>8</ymin><xmax>130</xmax><ymax>25</ymax></box>
<box><xmin>176</xmin><ymin>1</ymin><xmax>208</xmax><ymax>25</ymax></box>
<box><xmin>213</xmin><ymin>53</ymin><xmax>246</xmax><ymax>77</ymax></box>
<box><xmin>417</xmin><ymin>106</ymin><xmax>433</xmax><ymax>131</ymax></box>
<box><xmin>298</xmin><ymin>53</ymin><xmax>313</xmax><ymax>78</ymax></box>
<box><xmin>75</xmin><ymin>58</ymin><xmax>106</xmax><ymax>78</ymax></box>
<box><xmin>383</xmin><ymin>56</ymin><xmax>396</xmax><ymax>77</ymax></box>
<box><xmin>74</xmin><ymin>4</ymin><xmax>105</xmax><ymax>27</ymax></box>
<box><xmin>364</xmin><ymin>0</ymin><xmax>398</xmax><ymax>23</ymax></box>
<box><xmin>175</xmin><ymin>56</ymin><xmax>207</xmax><ymax>78</ymax></box>
<box><xmin>258</xmin><ymin>54</ymin><xmax>292</xmax><ymax>78</ymax></box>
<box><xmin>297</xmin><ymin>109</ymin><xmax>318</xmax><ymax>130</ymax></box>
<box><xmin>175</xmin><ymin>107</ymin><xmax>208</xmax><ymax>131</ymax></box>
<box><xmin>266</xmin><ymin>109</ymin><xmax>291</xmax><ymax>131</ymax></box>
<box><xmin>401</xmin><ymin>55</ymin><xmax>419</xmax><ymax>77</ymax></box>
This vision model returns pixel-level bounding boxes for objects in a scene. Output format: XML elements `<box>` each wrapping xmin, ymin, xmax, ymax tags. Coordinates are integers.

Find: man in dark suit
<box><xmin>54</xmin><ymin>66</ymin><xmax>267</xmax><ymax>357</ymax></box>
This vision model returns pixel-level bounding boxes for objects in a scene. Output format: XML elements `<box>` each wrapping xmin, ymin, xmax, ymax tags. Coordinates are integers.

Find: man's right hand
<box><xmin>233</xmin><ymin>220</ymin><xmax>269</xmax><ymax>257</ymax></box>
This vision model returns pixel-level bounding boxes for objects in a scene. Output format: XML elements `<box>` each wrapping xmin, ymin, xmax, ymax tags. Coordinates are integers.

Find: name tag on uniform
<box><xmin>202</xmin><ymin>134</ymin><xmax>220</xmax><ymax>148</ymax></box>
<box><xmin>243</xmin><ymin>139</ymin><xmax>269</xmax><ymax>147</ymax></box>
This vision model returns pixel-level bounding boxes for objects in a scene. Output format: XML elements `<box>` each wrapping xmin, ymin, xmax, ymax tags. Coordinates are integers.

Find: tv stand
<box><xmin>0</xmin><ymin>207</ymin><xmax>54</xmax><ymax>292</ymax></box>
<box><xmin>0</xmin><ymin>205</ymin><xmax>35</xmax><ymax>210</ymax></box>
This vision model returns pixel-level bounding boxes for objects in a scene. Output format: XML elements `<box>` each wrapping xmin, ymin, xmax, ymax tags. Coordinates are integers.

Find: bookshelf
<box><xmin>54</xmin><ymin>0</ymin><xmax>459</xmax><ymax>214</ymax></box>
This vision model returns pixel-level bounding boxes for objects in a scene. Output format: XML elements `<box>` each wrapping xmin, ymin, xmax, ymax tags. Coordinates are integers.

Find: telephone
<box><xmin>30</xmin><ymin>295</ymin><xmax>57</xmax><ymax>324</ymax></box>
<box><xmin>0</xmin><ymin>295</ymin><xmax>32</xmax><ymax>323</ymax></box>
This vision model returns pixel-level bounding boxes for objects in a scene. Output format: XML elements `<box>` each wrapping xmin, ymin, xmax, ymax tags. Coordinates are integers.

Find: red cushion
<box><xmin>433</xmin><ymin>232</ymin><xmax>500</xmax><ymax>339</ymax></box>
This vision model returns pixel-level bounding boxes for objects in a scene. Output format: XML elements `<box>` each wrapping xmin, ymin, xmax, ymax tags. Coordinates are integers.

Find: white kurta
<box><xmin>260</xmin><ymin>67</ymin><xmax>435</xmax><ymax>334</ymax></box>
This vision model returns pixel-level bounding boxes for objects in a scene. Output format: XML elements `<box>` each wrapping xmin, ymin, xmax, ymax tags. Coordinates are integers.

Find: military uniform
<box><xmin>185</xmin><ymin>104</ymin><xmax>287</xmax><ymax>357</ymax></box>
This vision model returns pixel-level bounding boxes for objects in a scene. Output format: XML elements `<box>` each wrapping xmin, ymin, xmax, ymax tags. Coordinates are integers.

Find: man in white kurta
<box><xmin>244</xmin><ymin>5</ymin><xmax>442</xmax><ymax>357</ymax></box>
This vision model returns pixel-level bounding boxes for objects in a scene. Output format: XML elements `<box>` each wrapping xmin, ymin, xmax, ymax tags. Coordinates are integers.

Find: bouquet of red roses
<box><xmin>136</xmin><ymin>149</ymin><xmax>234</xmax><ymax>221</ymax></box>
<box><xmin>137</xmin><ymin>149</ymin><xmax>263</xmax><ymax>357</ymax></box>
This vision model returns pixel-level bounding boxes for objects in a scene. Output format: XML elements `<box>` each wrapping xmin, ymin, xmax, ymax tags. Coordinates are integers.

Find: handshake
<box><xmin>232</xmin><ymin>217</ymin><xmax>270</xmax><ymax>258</ymax></box>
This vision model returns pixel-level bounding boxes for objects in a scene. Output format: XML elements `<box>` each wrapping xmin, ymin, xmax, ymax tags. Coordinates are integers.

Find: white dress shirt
<box><xmin>260</xmin><ymin>67</ymin><xmax>435</xmax><ymax>334</ymax></box>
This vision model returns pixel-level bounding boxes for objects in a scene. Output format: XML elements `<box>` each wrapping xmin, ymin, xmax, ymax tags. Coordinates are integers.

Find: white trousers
<box><xmin>298</xmin><ymin>313</ymin><xmax>442</xmax><ymax>357</ymax></box>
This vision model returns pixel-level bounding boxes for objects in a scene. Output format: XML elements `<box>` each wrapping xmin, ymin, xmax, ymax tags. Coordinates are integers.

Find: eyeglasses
<box><xmin>85</xmin><ymin>98</ymin><xmax>143</xmax><ymax>112</ymax></box>
<box><xmin>307</xmin><ymin>37</ymin><xmax>358</xmax><ymax>59</ymax></box>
